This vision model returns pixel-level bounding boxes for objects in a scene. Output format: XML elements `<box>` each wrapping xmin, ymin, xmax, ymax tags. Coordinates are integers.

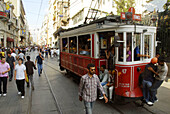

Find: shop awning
<box><xmin>7</xmin><ymin>37</ymin><xmax>14</xmax><ymax>42</ymax></box>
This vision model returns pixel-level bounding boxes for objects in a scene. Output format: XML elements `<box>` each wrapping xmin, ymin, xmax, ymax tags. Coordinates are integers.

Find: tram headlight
<box><xmin>137</xmin><ymin>67</ymin><xmax>141</xmax><ymax>72</ymax></box>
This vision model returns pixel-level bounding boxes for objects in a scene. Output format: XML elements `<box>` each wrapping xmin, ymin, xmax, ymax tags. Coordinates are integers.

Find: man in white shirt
<box><xmin>14</xmin><ymin>58</ymin><xmax>27</xmax><ymax>99</ymax></box>
<box><xmin>150</xmin><ymin>58</ymin><xmax>168</xmax><ymax>104</ymax></box>
<box><xmin>50</xmin><ymin>48</ymin><xmax>54</xmax><ymax>58</ymax></box>
<box><xmin>99</xmin><ymin>65</ymin><xmax>109</xmax><ymax>99</ymax></box>
<box><xmin>11</xmin><ymin>51</ymin><xmax>17</xmax><ymax>61</ymax></box>
<box><xmin>18</xmin><ymin>51</ymin><xmax>25</xmax><ymax>63</ymax></box>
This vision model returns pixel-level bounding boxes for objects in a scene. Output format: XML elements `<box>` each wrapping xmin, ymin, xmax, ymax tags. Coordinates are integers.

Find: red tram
<box><xmin>58</xmin><ymin>16</ymin><xmax>157</xmax><ymax>101</ymax></box>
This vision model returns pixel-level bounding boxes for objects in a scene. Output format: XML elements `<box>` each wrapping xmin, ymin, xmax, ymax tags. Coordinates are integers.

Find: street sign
<box><xmin>0</xmin><ymin>11</ymin><xmax>7</xmax><ymax>17</ymax></box>
<box><xmin>133</xmin><ymin>14</ymin><xmax>141</xmax><ymax>21</ymax></box>
<box><xmin>125</xmin><ymin>12</ymin><xmax>132</xmax><ymax>20</ymax></box>
<box><xmin>128</xmin><ymin>7</ymin><xmax>135</xmax><ymax>14</ymax></box>
<box><xmin>121</xmin><ymin>7</ymin><xmax>141</xmax><ymax>21</ymax></box>
<box><xmin>121</xmin><ymin>12</ymin><xmax>126</xmax><ymax>20</ymax></box>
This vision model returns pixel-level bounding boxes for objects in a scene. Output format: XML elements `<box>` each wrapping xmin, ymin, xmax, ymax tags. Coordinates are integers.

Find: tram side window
<box><xmin>134</xmin><ymin>34</ymin><xmax>141</xmax><ymax>61</ymax></box>
<box><xmin>144</xmin><ymin>35</ymin><xmax>151</xmax><ymax>59</ymax></box>
<box><xmin>62</xmin><ymin>38</ymin><xmax>68</xmax><ymax>52</ymax></box>
<box><xmin>69</xmin><ymin>36</ymin><xmax>77</xmax><ymax>54</ymax></box>
<box><xmin>126</xmin><ymin>33</ymin><xmax>132</xmax><ymax>62</ymax></box>
<box><xmin>118</xmin><ymin>33</ymin><xmax>123</xmax><ymax>62</ymax></box>
<box><xmin>78</xmin><ymin>35</ymin><xmax>91</xmax><ymax>56</ymax></box>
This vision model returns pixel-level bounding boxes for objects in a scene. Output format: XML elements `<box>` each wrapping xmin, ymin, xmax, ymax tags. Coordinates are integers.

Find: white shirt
<box><xmin>18</xmin><ymin>53</ymin><xmax>25</xmax><ymax>60</ymax></box>
<box><xmin>51</xmin><ymin>50</ymin><xmax>54</xmax><ymax>54</ymax></box>
<box><xmin>56</xmin><ymin>49</ymin><xmax>59</xmax><ymax>55</ymax></box>
<box><xmin>11</xmin><ymin>53</ymin><xmax>17</xmax><ymax>60</ymax></box>
<box><xmin>15</xmin><ymin>64</ymin><xmax>26</xmax><ymax>80</ymax></box>
<box><xmin>100</xmin><ymin>69</ymin><xmax>109</xmax><ymax>83</ymax></box>
<box><xmin>156</xmin><ymin>62</ymin><xmax>168</xmax><ymax>81</ymax></box>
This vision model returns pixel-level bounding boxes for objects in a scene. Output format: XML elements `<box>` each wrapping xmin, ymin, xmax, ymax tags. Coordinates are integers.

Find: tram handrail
<box><xmin>115</xmin><ymin>69</ymin><xmax>119</xmax><ymax>88</ymax></box>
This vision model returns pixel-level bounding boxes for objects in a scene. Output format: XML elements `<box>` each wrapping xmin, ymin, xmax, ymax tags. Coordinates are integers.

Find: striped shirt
<box><xmin>79</xmin><ymin>73</ymin><xmax>105</xmax><ymax>102</ymax></box>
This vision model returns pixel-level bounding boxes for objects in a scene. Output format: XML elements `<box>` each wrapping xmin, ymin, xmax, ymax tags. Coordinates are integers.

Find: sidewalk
<box><xmin>0</xmin><ymin>69</ymin><xmax>58</xmax><ymax>114</ymax></box>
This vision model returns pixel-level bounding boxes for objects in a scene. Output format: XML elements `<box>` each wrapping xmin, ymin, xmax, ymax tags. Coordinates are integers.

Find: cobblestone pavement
<box><xmin>0</xmin><ymin>51</ymin><xmax>170</xmax><ymax>114</ymax></box>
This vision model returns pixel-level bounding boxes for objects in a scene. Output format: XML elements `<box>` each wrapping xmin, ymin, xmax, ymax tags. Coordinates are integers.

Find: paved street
<box><xmin>0</xmin><ymin>51</ymin><xmax>170</xmax><ymax>114</ymax></box>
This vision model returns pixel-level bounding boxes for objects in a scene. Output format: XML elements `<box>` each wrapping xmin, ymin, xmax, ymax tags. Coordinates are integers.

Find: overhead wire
<box><xmin>35</xmin><ymin>0</ymin><xmax>44</xmax><ymax>29</ymax></box>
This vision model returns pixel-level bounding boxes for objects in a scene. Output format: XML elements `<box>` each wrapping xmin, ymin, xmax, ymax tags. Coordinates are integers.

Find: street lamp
<box><xmin>151</xmin><ymin>9</ymin><xmax>157</xmax><ymax>26</ymax></box>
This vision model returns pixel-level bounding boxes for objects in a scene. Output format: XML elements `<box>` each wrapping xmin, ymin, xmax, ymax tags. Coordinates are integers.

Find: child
<box><xmin>14</xmin><ymin>58</ymin><xmax>27</xmax><ymax>99</ymax></box>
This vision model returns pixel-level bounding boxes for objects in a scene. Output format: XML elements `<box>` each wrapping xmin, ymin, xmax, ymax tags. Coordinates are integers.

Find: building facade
<box><xmin>0</xmin><ymin>0</ymin><xmax>19</xmax><ymax>48</ymax></box>
<box><xmin>5</xmin><ymin>0</ymin><xmax>29</xmax><ymax>47</ymax></box>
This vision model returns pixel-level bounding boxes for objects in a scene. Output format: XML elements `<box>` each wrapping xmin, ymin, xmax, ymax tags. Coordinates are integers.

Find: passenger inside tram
<box><xmin>62</xmin><ymin>38</ymin><xmax>68</xmax><ymax>52</ymax></box>
<box><xmin>69</xmin><ymin>39</ymin><xmax>77</xmax><ymax>54</ymax></box>
<box><xmin>126</xmin><ymin>46</ymin><xmax>132</xmax><ymax>61</ymax></box>
<box><xmin>103</xmin><ymin>70</ymin><xmax>115</xmax><ymax>101</ymax></box>
<box><xmin>134</xmin><ymin>34</ymin><xmax>150</xmax><ymax>61</ymax></box>
<box><xmin>78</xmin><ymin>35</ymin><xmax>91</xmax><ymax>56</ymax></box>
<box><xmin>105</xmin><ymin>46</ymin><xmax>116</xmax><ymax>70</ymax></box>
<box><xmin>79</xmin><ymin>44</ymin><xmax>90</xmax><ymax>56</ymax></box>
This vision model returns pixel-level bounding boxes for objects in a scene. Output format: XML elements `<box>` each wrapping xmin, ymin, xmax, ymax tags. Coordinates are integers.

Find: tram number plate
<box><xmin>119</xmin><ymin>83</ymin><xmax>130</xmax><ymax>88</ymax></box>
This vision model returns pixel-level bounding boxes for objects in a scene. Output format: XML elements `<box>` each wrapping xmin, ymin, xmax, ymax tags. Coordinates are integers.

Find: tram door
<box><xmin>98</xmin><ymin>31</ymin><xmax>115</xmax><ymax>69</ymax></box>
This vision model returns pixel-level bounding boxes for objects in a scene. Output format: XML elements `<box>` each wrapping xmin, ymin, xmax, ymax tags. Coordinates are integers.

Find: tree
<box><xmin>113</xmin><ymin>0</ymin><xmax>135</xmax><ymax>15</ymax></box>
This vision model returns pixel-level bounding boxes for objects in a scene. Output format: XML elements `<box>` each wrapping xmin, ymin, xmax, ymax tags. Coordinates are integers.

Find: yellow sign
<box><xmin>6</xmin><ymin>2</ymin><xmax>11</xmax><ymax>10</ymax></box>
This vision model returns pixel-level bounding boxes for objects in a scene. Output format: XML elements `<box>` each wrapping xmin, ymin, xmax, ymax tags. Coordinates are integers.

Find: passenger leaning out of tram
<box><xmin>134</xmin><ymin>45</ymin><xmax>150</xmax><ymax>61</ymax></box>
<box><xmin>103</xmin><ymin>70</ymin><xmax>115</xmax><ymax>102</ymax></box>
<box><xmin>149</xmin><ymin>58</ymin><xmax>168</xmax><ymax>105</ymax></box>
<box><xmin>141</xmin><ymin>57</ymin><xmax>158</xmax><ymax>106</ymax></box>
<box><xmin>105</xmin><ymin>45</ymin><xmax>116</xmax><ymax>70</ymax></box>
<box><xmin>99</xmin><ymin>65</ymin><xmax>109</xmax><ymax>99</ymax></box>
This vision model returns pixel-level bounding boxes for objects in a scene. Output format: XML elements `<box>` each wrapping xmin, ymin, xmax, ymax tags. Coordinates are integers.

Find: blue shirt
<box><xmin>134</xmin><ymin>46</ymin><xmax>140</xmax><ymax>61</ymax></box>
<box><xmin>36</xmin><ymin>55</ymin><xmax>44</xmax><ymax>64</ymax></box>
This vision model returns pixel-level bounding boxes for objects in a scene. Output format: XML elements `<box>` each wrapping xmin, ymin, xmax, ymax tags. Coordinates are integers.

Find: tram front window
<box><xmin>144</xmin><ymin>35</ymin><xmax>151</xmax><ymax>59</ymax></box>
<box><xmin>62</xmin><ymin>38</ymin><xmax>68</xmax><ymax>52</ymax></box>
<box><xmin>69</xmin><ymin>36</ymin><xmax>77</xmax><ymax>54</ymax></box>
<box><xmin>126</xmin><ymin>33</ymin><xmax>132</xmax><ymax>62</ymax></box>
<box><xmin>118</xmin><ymin>33</ymin><xmax>123</xmax><ymax>62</ymax></box>
<box><xmin>134</xmin><ymin>34</ymin><xmax>141</xmax><ymax>61</ymax></box>
<box><xmin>78</xmin><ymin>34</ymin><xmax>91</xmax><ymax>56</ymax></box>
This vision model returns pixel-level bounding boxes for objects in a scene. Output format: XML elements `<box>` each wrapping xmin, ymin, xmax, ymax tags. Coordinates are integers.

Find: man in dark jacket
<box><xmin>25</xmin><ymin>56</ymin><xmax>36</xmax><ymax>90</ymax></box>
<box><xmin>6</xmin><ymin>52</ymin><xmax>15</xmax><ymax>81</ymax></box>
<box><xmin>142</xmin><ymin>57</ymin><xmax>158</xmax><ymax>106</ymax></box>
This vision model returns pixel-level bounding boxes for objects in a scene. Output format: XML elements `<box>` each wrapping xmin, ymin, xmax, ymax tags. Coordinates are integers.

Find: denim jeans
<box><xmin>100</xmin><ymin>82</ymin><xmax>107</xmax><ymax>96</ymax></box>
<box><xmin>84</xmin><ymin>101</ymin><xmax>94</xmax><ymax>114</ymax></box>
<box><xmin>142</xmin><ymin>80</ymin><xmax>152</xmax><ymax>102</ymax></box>
<box><xmin>37</xmin><ymin>64</ymin><xmax>43</xmax><ymax>75</ymax></box>
<box><xmin>150</xmin><ymin>79</ymin><xmax>163</xmax><ymax>103</ymax></box>
<box><xmin>8</xmin><ymin>67</ymin><xmax>14</xmax><ymax>80</ymax></box>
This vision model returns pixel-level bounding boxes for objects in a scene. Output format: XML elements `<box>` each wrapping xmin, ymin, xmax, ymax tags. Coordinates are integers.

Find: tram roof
<box><xmin>54</xmin><ymin>15</ymin><xmax>157</xmax><ymax>37</ymax></box>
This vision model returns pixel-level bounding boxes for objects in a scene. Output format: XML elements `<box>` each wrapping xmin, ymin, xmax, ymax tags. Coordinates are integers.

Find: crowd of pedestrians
<box><xmin>0</xmin><ymin>47</ymin><xmax>44</xmax><ymax>99</ymax></box>
<box><xmin>0</xmin><ymin>46</ymin><xmax>59</xmax><ymax>99</ymax></box>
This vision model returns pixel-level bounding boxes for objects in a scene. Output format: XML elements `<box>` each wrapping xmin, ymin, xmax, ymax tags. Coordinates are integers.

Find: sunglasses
<box><xmin>90</xmin><ymin>69</ymin><xmax>95</xmax><ymax>71</ymax></box>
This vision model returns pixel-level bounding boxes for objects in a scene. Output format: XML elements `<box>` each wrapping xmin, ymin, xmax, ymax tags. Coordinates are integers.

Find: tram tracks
<box><xmin>44</xmin><ymin>60</ymin><xmax>156</xmax><ymax>114</ymax></box>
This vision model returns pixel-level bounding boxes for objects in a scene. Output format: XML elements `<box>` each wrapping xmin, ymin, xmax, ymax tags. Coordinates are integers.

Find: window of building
<box><xmin>69</xmin><ymin>36</ymin><xmax>77</xmax><ymax>54</ymax></box>
<box><xmin>62</xmin><ymin>38</ymin><xmax>68</xmax><ymax>52</ymax></box>
<box><xmin>126</xmin><ymin>33</ymin><xmax>132</xmax><ymax>62</ymax></box>
<box><xmin>8</xmin><ymin>25</ymin><xmax>10</xmax><ymax>30</ymax></box>
<box><xmin>78</xmin><ymin>34</ymin><xmax>91</xmax><ymax>57</ymax></box>
<box><xmin>134</xmin><ymin>33</ymin><xmax>141</xmax><ymax>61</ymax></box>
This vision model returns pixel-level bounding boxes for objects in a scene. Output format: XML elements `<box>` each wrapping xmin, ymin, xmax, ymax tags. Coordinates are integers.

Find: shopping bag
<box><xmin>26</xmin><ymin>74</ymin><xmax>29</xmax><ymax>83</ymax></box>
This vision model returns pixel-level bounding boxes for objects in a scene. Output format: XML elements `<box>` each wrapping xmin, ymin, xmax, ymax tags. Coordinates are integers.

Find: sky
<box><xmin>22</xmin><ymin>0</ymin><xmax>167</xmax><ymax>31</ymax></box>
<box><xmin>144</xmin><ymin>0</ymin><xmax>167</xmax><ymax>12</ymax></box>
<box><xmin>22</xmin><ymin>0</ymin><xmax>49</xmax><ymax>30</ymax></box>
